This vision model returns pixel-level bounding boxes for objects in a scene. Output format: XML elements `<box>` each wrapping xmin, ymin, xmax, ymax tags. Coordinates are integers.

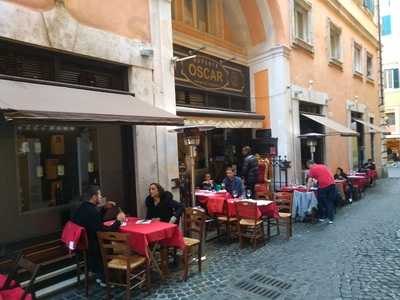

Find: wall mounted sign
<box><xmin>174</xmin><ymin>45</ymin><xmax>249</xmax><ymax>96</ymax></box>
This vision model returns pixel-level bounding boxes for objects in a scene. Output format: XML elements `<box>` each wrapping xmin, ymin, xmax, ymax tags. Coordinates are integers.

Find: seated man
<box><xmin>223</xmin><ymin>167</ymin><xmax>244</xmax><ymax>198</ymax></box>
<box><xmin>145</xmin><ymin>183</ymin><xmax>183</xmax><ymax>223</ymax></box>
<box><xmin>201</xmin><ymin>173</ymin><xmax>214</xmax><ymax>190</ymax></box>
<box><xmin>72</xmin><ymin>185</ymin><xmax>126</xmax><ymax>287</ymax></box>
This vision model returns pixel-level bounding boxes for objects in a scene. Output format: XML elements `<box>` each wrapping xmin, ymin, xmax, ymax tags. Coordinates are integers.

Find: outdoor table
<box><xmin>226</xmin><ymin>199</ymin><xmax>279</xmax><ymax>220</ymax></box>
<box><xmin>292</xmin><ymin>190</ymin><xmax>318</xmax><ymax>221</ymax></box>
<box><xmin>195</xmin><ymin>190</ymin><xmax>230</xmax><ymax>214</ymax></box>
<box><xmin>278</xmin><ymin>185</ymin><xmax>308</xmax><ymax>193</ymax></box>
<box><xmin>105</xmin><ymin>217</ymin><xmax>185</xmax><ymax>278</ymax></box>
<box><xmin>347</xmin><ymin>175</ymin><xmax>369</xmax><ymax>190</ymax></box>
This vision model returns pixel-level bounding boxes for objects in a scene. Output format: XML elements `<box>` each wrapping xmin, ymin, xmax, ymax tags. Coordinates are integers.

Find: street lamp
<box><xmin>169</xmin><ymin>125</ymin><xmax>215</xmax><ymax>207</ymax></box>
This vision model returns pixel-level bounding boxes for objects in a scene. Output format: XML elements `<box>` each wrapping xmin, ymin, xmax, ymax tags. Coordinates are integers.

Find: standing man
<box><xmin>306</xmin><ymin>160</ymin><xmax>336</xmax><ymax>224</ymax></box>
<box><xmin>241</xmin><ymin>146</ymin><xmax>259</xmax><ymax>198</ymax></box>
<box><xmin>72</xmin><ymin>185</ymin><xmax>126</xmax><ymax>287</ymax></box>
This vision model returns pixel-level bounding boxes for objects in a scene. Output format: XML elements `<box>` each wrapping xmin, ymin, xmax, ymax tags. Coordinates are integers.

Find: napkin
<box><xmin>136</xmin><ymin>219</ymin><xmax>151</xmax><ymax>224</ymax></box>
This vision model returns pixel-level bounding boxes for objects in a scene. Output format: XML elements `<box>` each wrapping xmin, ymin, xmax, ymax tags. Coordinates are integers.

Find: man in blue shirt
<box><xmin>223</xmin><ymin>167</ymin><xmax>244</xmax><ymax>198</ymax></box>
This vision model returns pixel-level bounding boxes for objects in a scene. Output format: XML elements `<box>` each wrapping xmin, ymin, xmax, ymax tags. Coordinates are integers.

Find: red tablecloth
<box><xmin>348</xmin><ymin>175</ymin><xmax>369</xmax><ymax>189</ymax></box>
<box><xmin>0</xmin><ymin>287</ymin><xmax>32</xmax><ymax>300</ymax></box>
<box><xmin>195</xmin><ymin>191</ymin><xmax>230</xmax><ymax>214</ymax></box>
<box><xmin>108</xmin><ymin>217</ymin><xmax>185</xmax><ymax>258</ymax></box>
<box><xmin>278</xmin><ymin>186</ymin><xmax>307</xmax><ymax>193</ymax></box>
<box><xmin>226</xmin><ymin>199</ymin><xmax>279</xmax><ymax>220</ymax></box>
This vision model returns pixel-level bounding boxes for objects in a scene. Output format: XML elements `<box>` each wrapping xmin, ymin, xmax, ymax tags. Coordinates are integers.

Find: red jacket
<box><xmin>61</xmin><ymin>221</ymin><xmax>88</xmax><ymax>251</ymax></box>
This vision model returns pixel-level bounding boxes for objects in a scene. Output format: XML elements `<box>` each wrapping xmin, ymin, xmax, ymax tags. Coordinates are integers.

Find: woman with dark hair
<box><xmin>145</xmin><ymin>183</ymin><xmax>184</xmax><ymax>223</ymax></box>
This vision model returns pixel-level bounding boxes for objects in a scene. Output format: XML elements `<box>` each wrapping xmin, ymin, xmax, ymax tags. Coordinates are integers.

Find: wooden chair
<box><xmin>273</xmin><ymin>192</ymin><xmax>293</xmax><ymax>240</ymax></box>
<box><xmin>234</xmin><ymin>201</ymin><xmax>265</xmax><ymax>249</ymax></box>
<box><xmin>216</xmin><ymin>200</ymin><xmax>238</xmax><ymax>240</ymax></box>
<box><xmin>97</xmin><ymin>232</ymin><xmax>150</xmax><ymax>300</ymax></box>
<box><xmin>0</xmin><ymin>255</ymin><xmax>40</xmax><ymax>300</ymax></box>
<box><xmin>182</xmin><ymin>208</ymin><xmax>207</xmax><ymax>281</ymax></box>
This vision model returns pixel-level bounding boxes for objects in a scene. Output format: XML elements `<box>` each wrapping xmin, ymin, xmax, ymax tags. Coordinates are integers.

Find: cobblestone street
<box><xmin>52</xmin><ymin>178</ymin><xmax>400</xmax><ymax>300</ymax></box>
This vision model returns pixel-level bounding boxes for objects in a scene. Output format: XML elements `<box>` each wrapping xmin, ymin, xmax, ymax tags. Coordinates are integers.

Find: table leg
<box><xmin>148</xmin><ymin>244</ymin><xmax>164</xmax><ymax>281</ymax></box>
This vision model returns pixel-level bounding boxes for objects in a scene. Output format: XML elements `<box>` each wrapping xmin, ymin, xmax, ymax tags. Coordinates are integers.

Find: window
<box><xmin>384</xmin><ymin>68</ymin><xmax>399</xmax><ymax>89</ymax></box>
<box><xmin>386</xmin><ymin>113</ymin><xmax>396</xmax><ymax>126</ymax></box>
<box><xmin>183</xmin><ymin>0</ymin><xmax>194</xmax><ymax>26</ymax></box>
<box><xmin>17</xmin><ymin>125</ymin><xmax>99</xmax><ymax>212</ymax></box>
<box><xmin>174</xmin><ymin>0</ymin><xmax>216</xmax><ymax>35</ymax></box>
<box><xmin>366</xmin><ymin>52</ymin><xmax>373</xmax><ymax>79</ymax></box>
<box><xmin>382</xmin><ymin>15</ymin><xmax>392</xmax><ymax>36</ymax></box>
<box><xmin>329</xmin><ymin>21</ymin><xmax>342</xmax><ymax>62</ymax></box>
<box><xmin>353</xmin><ymin>42</ymin><xmax>362</xmax><ymax>75</ymax></box>
<box><xmin>363</xmin><ymin>0</ymin><xmax>375</xmax><ymax>14</ymax></box>
<box><xmin>294</xmin><ymin>0</ymin><xmax>312</xmax><ymax>45</ymax></box>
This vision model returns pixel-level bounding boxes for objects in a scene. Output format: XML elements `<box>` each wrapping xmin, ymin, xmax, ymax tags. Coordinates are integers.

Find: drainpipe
<box><xmin>376</xmin><ymin>0</ymin><xmax>387</xmax><ymax>171</ymax></box>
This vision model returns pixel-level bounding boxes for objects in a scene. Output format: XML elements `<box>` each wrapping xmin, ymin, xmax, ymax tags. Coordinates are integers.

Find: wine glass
<box><xmin>246</xmin><ymin>189</ymin><xmax>252</xmax><ymax>199</ymax></box>
<box><xmin>232</xmin><ymin>190</ymin><xmax>238</xmax><ymax>198</ymax></box>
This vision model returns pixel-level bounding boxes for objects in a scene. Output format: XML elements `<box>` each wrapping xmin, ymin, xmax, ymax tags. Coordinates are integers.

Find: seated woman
<box><xmin>201</xmin><ymin>173</ymin><xmax>214</xmax><ymax>190</ymax></box>
<box><xmin>334</xmin><ymin>167</ymin><xmax>353</xmax><ymax>203</ymax></box>
<box><xmin>145</xmin><ymin>183</ymin><xmax>184</xmax><ymax>224</ymax></box>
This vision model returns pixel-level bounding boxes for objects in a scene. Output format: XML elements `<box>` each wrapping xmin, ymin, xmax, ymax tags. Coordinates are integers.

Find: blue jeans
<box><xmin>318</xmin><ymin>184</ymin><xmax>336</xmax><ymax>221</ymax></box>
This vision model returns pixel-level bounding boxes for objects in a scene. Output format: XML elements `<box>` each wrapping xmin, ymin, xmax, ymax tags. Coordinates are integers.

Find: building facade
<box><xmin>0</xmin><ymin>0</ymin><xmax>180</xmax><ymax>250</ymax></box>
<box><xmin>171</xmin><ymin>0</ymin><xmax>381</xmax><ymax>186</ymax></box>
<box><xmin>381</xmin><ymin>0</ymin><xmax>400</xmax><ymax>158</ymax></box>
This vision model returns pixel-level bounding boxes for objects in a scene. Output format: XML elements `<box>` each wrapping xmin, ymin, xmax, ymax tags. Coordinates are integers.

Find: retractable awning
<box><xmin>177</xmin><ymin>106</ymin><xmax>265</xmax><ymax>128</ymax></box>
<box><xmin>302</xmin><ymin>113</ymin><xmax>358</xmax><ymax>137</ymax></box>
<box><xmin>0</xmin><ymin>78</ymin><xmax>183</xmax><ymax>126</ymax></box>
<box><xmin>353</xmin><ymin>118</ymin><xmax>390</xmax><ymax>134</ymax></box>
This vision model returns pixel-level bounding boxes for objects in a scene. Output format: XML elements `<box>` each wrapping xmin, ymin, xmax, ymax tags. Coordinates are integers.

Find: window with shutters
<box><xmin>293</xmin><ymin>0</ymin><xmax>313</xmax><ymax>52</ymax></box>
<box><xmin>363</xmin><ymin>0</ymin><xmax>375</xmax><ymax>14</ymax></box>
<box><xmin>382</xmin><ymin>15</ymin><xmax>392</xmax><ymax>36</ymax></box>
<box><xmin>353</xmin><ymin>41</ymin><xmax>363</xmax><ymax>76</ymax></box>
<box><xmin>366</xmin><ymin>52</ymin><xmax>373</xmax><ymax>80</ymax></box>
<box><xmin>0</xmin><ymin>39</ymin><xmax>128</xmax><ymax>91</ymax></box>
<box><xmin>328</xmin><ymin>20</ymin><xmax>343</xmax><ymax>66</ymax></box>
<box><xmin>384</xmin><ymin>68</ymin><xmax>399</xmax><ymax>89</ymax></box>
<box><xmin>386</xmin><ymin>112</ymin><xmax>395</xmax><ymax>126</ymax></box>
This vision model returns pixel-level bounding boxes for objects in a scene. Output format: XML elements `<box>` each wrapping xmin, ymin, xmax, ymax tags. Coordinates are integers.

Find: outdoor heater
<box><xmin>169</xmin><ymin>125</ymin><xmax>215</xmax><ymax>207</ymax></box>
<box><xmin>298</xmin><ymin>133</ymin><xmax>326</xmax><ymax>162</ymax></box>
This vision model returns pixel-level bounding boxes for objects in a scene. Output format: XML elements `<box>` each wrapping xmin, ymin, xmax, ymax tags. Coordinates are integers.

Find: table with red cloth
<box><xmin>195</xmin><ymin>190</ymin><xmax>230</xmax><ymax>215</ymax></box>
<box><xmin>226</xmin><ymin>199</ymin><xmax>280</xmax><ymax>220</ymax></box>
<box><xmin>278</xmin><ymin>185</ymin><xmax>308</xmax><ymax>193</ymax></box>
<box><xmin>115</xmin><ymin>217</ymin><xmax>185</xmax><ymax>258</ymax></box>
<box><xmin>0</xmin><ymin>287</ymin><xmax>32</xmax><ymax>300</ymax></box>
<box><xmin>348</xmin><ymin>174</ymin><xmax>369</xmax><ymax>190</ymax></box>
<box><xmin>335</xmin><ymin>179</ymin><xmax>348</xmax><ymax>201</ymax></box>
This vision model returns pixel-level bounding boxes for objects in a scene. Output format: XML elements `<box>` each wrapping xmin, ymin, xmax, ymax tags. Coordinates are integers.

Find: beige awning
<box><xmin>353</xmin><ymin>118</ymin><xmax>390</xmax><ymax>134</ymax></box>
<box><xmin>302</xmin><ymin>113</ymin><xmax>358</xmax><ymax>136</ymax></box>
<box><xmin>0</xmin><ymin>78</ymin><xmax>183</xmax><ymax>126</ymax></box>
<box><xmin>177</xmin><ymin>106</ymin><xmax>264</xmax><ymax>128</ymax></box>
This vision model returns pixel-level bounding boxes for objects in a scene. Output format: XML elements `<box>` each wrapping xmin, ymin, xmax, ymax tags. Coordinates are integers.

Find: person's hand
<box><xmin>116</xmin><ymin>212</ymin><xmax>126</xmax><ymax>222</ymax></box>
<box><xmin>104</xmin><ymin>201</ymin><xmax>116</xmax><ymax>209</ymax></box>
<box><xmin>169</xmin><ymin>216</ymin><xmax>177</xmax><ymax>224</ymax></box>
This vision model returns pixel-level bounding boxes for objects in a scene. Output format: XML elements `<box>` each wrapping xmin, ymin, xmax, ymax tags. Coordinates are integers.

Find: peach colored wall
<box><xmin>290</xmin><ymin>1</ymin><xmax>380</xmax><ymax>173</ymax></box>
<box><xmin>65</xmin><ymin>0</ymin><xmax>150</xmax><ymax>41</ymax></box>
<box><xmin>255</xmin><ymin>70</ymin><xmax>270</xmax><ymax>129</ymax></box>
<box><xmin>4</xmin><ymin>0</ymin><xmax>151</xmax><ymax>41</ymax></box>
<box><xmin>5</xmin><ymin>0</ymin><xmax>55</xmax><ymax>11</ymax></box>
<box><xmin>239</xmin><ymin>0</ymin><xmax>267</xmax><ymax>46</ymax></box>
<box><xmin>266</xmin><ymin>0</ymin><xmax>289</xmax><ymax>45</ymax></box>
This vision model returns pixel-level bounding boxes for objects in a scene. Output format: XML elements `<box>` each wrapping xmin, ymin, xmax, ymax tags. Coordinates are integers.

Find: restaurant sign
<box><xmin>174</xmin><ymin>45</ymin><xmax>248</xmax><ymax>96</ymax></box>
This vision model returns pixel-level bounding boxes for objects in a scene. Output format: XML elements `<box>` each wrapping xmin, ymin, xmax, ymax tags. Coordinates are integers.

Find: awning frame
<box><xmin>302</xmin><ymin>113</ymin><xmax>358</xmax><ymax>137</ymax></box>
<box><xmin>0</xmin><ymin>75</ymin><xmax>184</xmax><ymax>126</ymax></box>
<box><xmin>352</xmin><ymin>118</ymin><xmax>390</xmax><ymax>134</ymax></box>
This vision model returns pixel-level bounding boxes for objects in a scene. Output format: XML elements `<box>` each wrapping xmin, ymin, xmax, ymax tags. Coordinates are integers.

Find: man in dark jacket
<box><xmin>72</xmin><ymin>185</ymin><xmax>126</xmax><ymax>286</ymax></box>
<box><xmin>241</xmin><ymin>146</ymin><xmax>259</xmax><ymax>198</ymax></box>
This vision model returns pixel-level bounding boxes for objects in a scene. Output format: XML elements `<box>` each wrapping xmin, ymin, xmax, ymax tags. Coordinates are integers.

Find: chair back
<box><xmin>274</xmin><ymin>192</ymin><xmax>293</xmax><ymax>213</ymax></box>
<box><xmin>61</xmin><ymin>221</ymin><xmax>88</xmax><ymax>251</ymax></box>
<box><xmin>234</xmin><ymin>201</ymin><xmax>258</xmax><ymax>221</ymax></box>
<box><xmin>97</xmin><ymin>232</ymin><xmax>132</xmax><ymax>265</ymax></box>
<box><xmin>3</xmin><ymin>254</ymin><xmax>40</xmax><ymax>299</ymax></box>
<box><xmin>183</xmin><ymin>208</ymin><xmax>207</xmax><ymax>241</ymax></box>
